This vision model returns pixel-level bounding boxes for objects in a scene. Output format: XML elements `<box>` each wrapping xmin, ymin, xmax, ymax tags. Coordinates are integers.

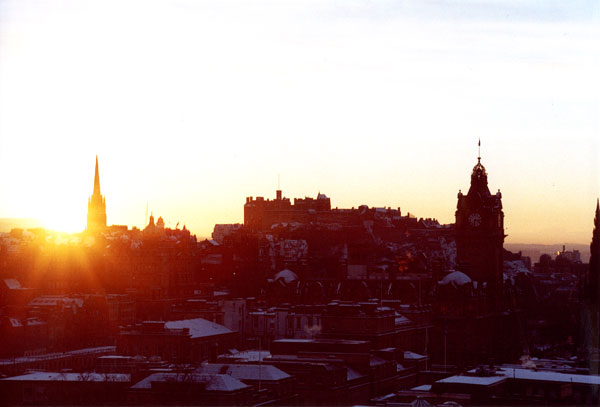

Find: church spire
<box><xmin>478</xmin><ymin>138</ymin><xmax>481</xmax><ymax>163</ymax></box>
<box><xmin>589</xmin><ymin>198</ymin><xmax>600</xmax><ymax>304</ymax></box>
<box><xmin>87</xmin><ymin>156</ymin><xmax>107</xmax><ymax>232</ymax></box>
<box><xmin>94</xmin><ymin>155</ymin><xmax>101</xmax><ymax>196</ymax></box>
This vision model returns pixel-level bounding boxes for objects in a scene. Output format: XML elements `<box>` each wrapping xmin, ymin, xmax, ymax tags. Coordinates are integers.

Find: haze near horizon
<box><xmin>0</xmin><ymin>0</ymin><xmax>598</xmax><ymax>244</ymax></box>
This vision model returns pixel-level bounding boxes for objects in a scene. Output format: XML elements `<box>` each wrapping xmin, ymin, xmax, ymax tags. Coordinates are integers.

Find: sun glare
<box><xmin>42</xmin><ymin>218</ymin><xmax>83</xmax><ymax>234</ymax></box>
<box><xmin>40</xmin><ymin>206</ymin><xmax>86</xmax><ymax>234</ymax></box>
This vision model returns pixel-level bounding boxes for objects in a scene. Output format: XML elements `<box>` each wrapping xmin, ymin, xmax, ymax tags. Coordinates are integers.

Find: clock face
<box><xmin>468</xmin><ymin>213</ymin><xmax>482</xmax><ymax>227</ymax></box>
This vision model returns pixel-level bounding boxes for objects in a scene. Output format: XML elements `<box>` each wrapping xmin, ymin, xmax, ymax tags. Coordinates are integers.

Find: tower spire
<box><xmin>478</xmin><ymin>138</ymin><xmax>481</xmax><ymax>163</ymax></box>
<box><xmin>87</xmin><ymin>155</ymin><xmax>107</xmax><ymax>232</ymax></box>
<box><xmin>94</xmin><ymin>155</ymin><xmax>101</xmax><ymax>195</ymax></box>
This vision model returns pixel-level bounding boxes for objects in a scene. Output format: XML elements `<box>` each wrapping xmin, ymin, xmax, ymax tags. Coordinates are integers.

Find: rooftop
<box><xmin>495</xmin><ymin>367</ymin><xmax>600</xmax><ymax>385</ymax></box>
<box><xmin>436</xmin><ymin>375</ymin><xmax>507</xmax><ymax>386</ymax></box>
<box><xmin>165</xmin><ymin>318</ymin><xmax>234</xmax><ymax>339</ymax></box>
<box><xmin>195</xmin><ymin>363</ymin><xmax>291</xmax><ymax>381</ymax></box>
<box><xmin>273</xmin><ymin>338</ymin><xmax>367</xmax><ymax>345</ymax></box>
<box><xmin>218</xmin><ymin>350</ymin><xmax>271</xmax><ymax>362</ymax></box>
<box><xmin>1</xmin><ymin>372</ymin><xmax>130</xmax><ymax>382</ymax></box>
<box><xmin>131</xmin><ymin>373</ymin><xmax>249</xmax><ymax>392</ymax></box>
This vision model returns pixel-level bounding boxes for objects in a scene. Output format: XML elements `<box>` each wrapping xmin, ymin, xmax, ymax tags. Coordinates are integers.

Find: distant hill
<box><xmin>0</xmin><ymin>218</ymin><xmax>42</xmax><ymax>233</ymax></box>
<box><xmin>505</xmin><ymin>243</ymin><xmax>590</xmax><ymax>263</ymax></box>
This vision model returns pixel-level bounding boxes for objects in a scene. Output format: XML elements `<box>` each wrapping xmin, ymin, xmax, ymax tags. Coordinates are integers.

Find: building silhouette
<box><xmin>244</xmin><ymin>190</ymin><xmax>331</xmax><ymax>230</ymax></box>
<box><xmin>86</xmin><ymin>156</ymin><xmax>107</xmax><ymax>232</ymax></box>
<box><xmin>434</xmin><ymin>143</ymin><xmax>520</xmax><ymax>366</ymax></box>
<box><xmin>586</xmin><ymin>199</ymin><xmax>600</xmax><ymax>305</ymax></box>
<box><xmin>455</xmin><ymin>145</ymin><xmax>505</xmax><ymax>302</ymax></box>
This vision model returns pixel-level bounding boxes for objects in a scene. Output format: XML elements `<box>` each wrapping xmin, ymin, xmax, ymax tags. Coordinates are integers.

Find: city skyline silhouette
<box><xmin>0</xmin><ymin>1</ymin><xmax>597</xmax><ymax>244</ymax></box>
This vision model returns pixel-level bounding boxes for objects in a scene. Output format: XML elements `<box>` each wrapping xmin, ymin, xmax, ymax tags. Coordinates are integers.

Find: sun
<box><xmin>42</xmin><ymin>217</ymin><xmax>84</xmax><ymax>234</ymax></box>
<box><xmin>39</xmin><ymin>204</ymin><xmax>86</xmax><ymax>234</ymax></box>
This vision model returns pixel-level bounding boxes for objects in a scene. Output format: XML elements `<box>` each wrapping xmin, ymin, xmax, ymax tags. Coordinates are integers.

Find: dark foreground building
<box><xmin>433</xmin><ymin>150</ymin><xmax>521</xmax><ymax>366</ymax></box>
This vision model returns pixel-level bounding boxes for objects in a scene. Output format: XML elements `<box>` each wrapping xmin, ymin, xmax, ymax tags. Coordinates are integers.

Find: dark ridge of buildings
<box><xmin>244</xmin><ymin>189</ymin><xmax>423</xmax><ymax>231</ymax></box>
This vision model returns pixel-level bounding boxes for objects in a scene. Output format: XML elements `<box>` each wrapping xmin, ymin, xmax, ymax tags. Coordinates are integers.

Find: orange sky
<box><xmin>0</xmin><ymin>1</ymin><xmax>598</xmax><ymax>244</ymax></box>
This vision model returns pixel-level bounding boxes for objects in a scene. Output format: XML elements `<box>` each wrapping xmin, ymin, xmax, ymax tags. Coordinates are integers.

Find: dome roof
<box><xmin>274</xmin><ymin>269</ymin><xmax>299</xmax><ymax>284</ymax></box>
<box><xmin>438</xmin><ymin>270</ymin><xmax>472</xmax><ymax>287</ymax></box>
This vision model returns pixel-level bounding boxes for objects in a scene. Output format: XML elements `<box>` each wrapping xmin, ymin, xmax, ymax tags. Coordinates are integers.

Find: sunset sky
<box><xmin>0</xmin><ymin>0</ymin><xmax>598</xmax><ymax>244</ymax></box>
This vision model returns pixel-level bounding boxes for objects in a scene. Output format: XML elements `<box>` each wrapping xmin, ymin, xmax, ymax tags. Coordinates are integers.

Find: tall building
<box><xmin>455</xmin><ymin>144</ymin><xmax>505</xmax><ymax>301</ymax></box>
<box><xmin>86</xmin><ymin>156</ymin><xmax>106</xmax><ymax>232</ymax></box>
<box><xmin>432</xmin><ymin>144</ymin><xmax>520</xmax><ymax>366</ymax></box>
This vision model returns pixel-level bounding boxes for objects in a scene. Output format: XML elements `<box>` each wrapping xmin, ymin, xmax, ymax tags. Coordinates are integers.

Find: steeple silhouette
<box><xmin>468</xmin><ymin>140</ymin><xmax>491</xmax><ymax>200</ymax></box>
<box><xmin>588</xmin><ymin>199</ymin><xmax>600</xmax><ymax>304</ymax></box>
<box><xmin>93</xmin><ymin>155</ymin><xmax>101</xmax><ymax>196</ymax></box>
<box><xmin>87</xmin><ymin>156</ymin><xmax>107</xmax><ymax>232</ymax></box>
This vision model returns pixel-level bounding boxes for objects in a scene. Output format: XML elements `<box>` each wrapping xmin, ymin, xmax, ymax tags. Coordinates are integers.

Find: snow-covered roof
<box><xmin>7</xmin><ymin>317</ymin><xmax>45</xmax><ymax>328</ymax></box>
<box><xmin>395</xmin><ymin>313</ymin><xmax>413</xmax><ymax>326</ymax></box>
<box><xmin>404</xmin><ymin>351</ymin><xmax>426</xmax><ymax>360</ymax></box>
<box><xmin>274</xmin><ymin>269</ymin><xmax>299</xmax><ymax>284</ymax></box>
<box><xmin>347</xmin><ymin>366</ymin><xmax>365</xmax><ymax>381</ymax></box>
<box><xmin>370</xmin><ymin>356</ymin><xmax>388</xmax><ymax>367</ymax></box>
<box><xmin>196</xmin><ymin>363</ymin><xmax>290</xmax><ymax>381</ymax></box>
<box><xmin>131</xmin><ymin>373</ymin><xmax>249</xmax><ymax>392</ymax></box>
<box><xmin>411</xmin><ymin>397</ymin><xmax>432</xmax><ymax>407</ymax></box>
<box><xmin>436</xmin><ymin>375</ymin><xmax>506</xmax><ymax>386</ymax></box>
<box><xmin>411</xmin><ymin>384</ymin><xmax>432</xmax><ymax>392</ymax></box>
<box><xmin>3</xmin><ymin>278</ymin><xmax>21</xmax><ymax>289</ymax></box>
<box><xmin>438</xmin><ymin>270</ymin><xmax>472</xmax><ymax>287</ymax></box>
<box><xmin>0</xmin><ymin>346</ymin><xmax>115</xmax><ymax>366</ymax></box>
<box><xmin>98</xmin><ymin>355</ymin><xmax>132</xmax><ymax>360</ymax></box>
<box><xmin>29</xmin><ymin>296</ymin><xmax>84</xmax><ymax>308</ymax></box>
<box><xmin>504</xmin><ymin>260</ymin><xmax>531</xmax><ymax>276</ymax></box>
<box><xmin>8</xmin><ymin>318</ymin><xmax>22</xmax><ymax>327</ymax></box>
<box><xmin>219</xmin><ymin>350</ymin><xmax>271</xmax><ymax>362</ymax></box>
<box><xmin>1</xmin><ymin>372</ymin><xmax>130</xmax><ymax>382</ymax></box>
<box><xmin>165</xmin><ymin>318</ymin><xmax>233</xmax><ymax>339</ymax></box>
<box><xmin>496</xmin><ymin>367</ymin><xmax>600</xmax><ymax>385</ymax></box>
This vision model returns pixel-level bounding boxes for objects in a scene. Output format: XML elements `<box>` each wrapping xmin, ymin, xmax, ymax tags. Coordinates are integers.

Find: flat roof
<box><xmin>165</xmin><ymin>318</ymin><xmax>233</xmax><ymax>339</ymax></box>
<box><xmin>1</xmin><ymin>372</ymin><xmax>130</xmax><ymax>382</ymax></box>
<box><xmin>436</xmin><ymin>375</ymin><xmax>507</xmax><ymax>386</ymax></box>
<box><xmin>497</xmin><ymin>367</ymin><xmax>600</xmax><ymax>385</ymax></box>
<box><xmin>273</xmin><ymin>338</ymin><xmax>368</xmax><ymax>345</ymax></box>
<box><xmin>131</xmin><ymin>373</ymin><xmax>248</xmax><ymax>392</ymax></box>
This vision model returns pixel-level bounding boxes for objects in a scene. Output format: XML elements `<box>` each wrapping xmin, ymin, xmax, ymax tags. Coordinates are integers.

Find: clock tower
<box><xmin>455</xmin><ymin>143</ymin><xmax>505</xmax><ymax>300</ymax></box>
